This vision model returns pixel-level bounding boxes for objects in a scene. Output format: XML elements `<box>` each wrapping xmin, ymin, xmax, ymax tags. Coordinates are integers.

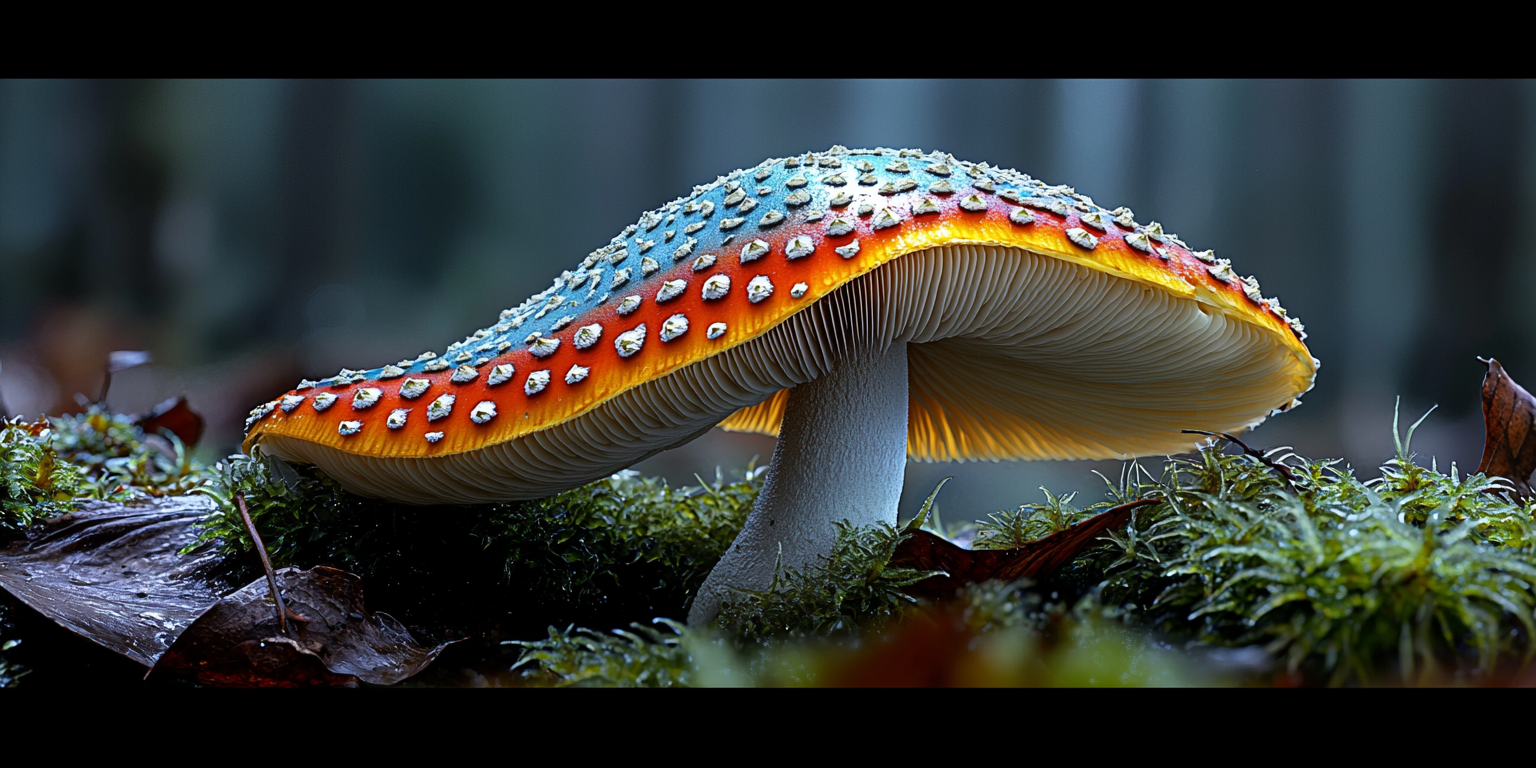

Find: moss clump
<box><xmin>45</xmin><ymin>406</ymin><xmax>206</xmax><ymax>499</ymax></box>
<box><xmin>1</xmin><ymin>406</ymin><xmax>207</xmax><ymax>537</ymax></box>
<box><xmin>511</xmin><ymin>619</ymin><xmax>699</xmax><ymax>687</ymax></box>
<box><xmin>190</xmin><ymin>451</ymin><xmax>760</xmax><ymax>635</ymax></box>
<box><xmin>1</xmin><ymin>418</ymin><xmax>85</xmax><ymax>535</ymax></box>
<box><xmin>1089</xmin><ymin>409</ymin><xmax>1536</xmax><ymax>686</ymax></box>
<box><xmin>512</xmin><ymin>579</ymin><xmax>1217</xmax><ymax>687</ymax></box>
<box><xmin>968</xmin><ymin>486</ymin><xmax>1111</xmax><ymax>550</ymax></box>
<box><xmin>715</xmin><ymin>521</ymin><xmax>936</xmax><ymax>643</ymax></box>
<box><xmin>515</xmin><ymin>409</ymin><xmax>1536</xmax><ymax>687</ymax></box>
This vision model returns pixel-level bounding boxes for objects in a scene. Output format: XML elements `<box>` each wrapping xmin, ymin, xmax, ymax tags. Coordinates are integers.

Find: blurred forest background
<box><xmin>2</xmin><ymin>79</ymin><xmax>1534</xmax><ymax>519</ymax></box>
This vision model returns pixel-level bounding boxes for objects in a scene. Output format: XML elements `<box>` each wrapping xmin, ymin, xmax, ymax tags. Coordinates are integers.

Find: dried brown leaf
<box><xmin>149</xmin><ymin>566</ymin><xmax>455</xmax><ymax>687</ymax></box>
<box><xmin>130</xmin><ymin>395</ymin><xmax>205</xmax><ymax>449</ymax></box>
<box><xmin>890</xmin><ymin>499</ymin><xmax>1155</xmax><ymax>599</ymax></box>
<box><xmin>1476</xmin><ymin>358</ymin><xmax>1536</xmax><ymax>497</ymax></box>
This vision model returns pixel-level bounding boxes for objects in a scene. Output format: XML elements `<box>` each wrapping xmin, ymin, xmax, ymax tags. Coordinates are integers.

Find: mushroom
<box><xmin>243</xmin><ymin>146</ymin><xmax>1317</xmax><ymax>627</ymax></box>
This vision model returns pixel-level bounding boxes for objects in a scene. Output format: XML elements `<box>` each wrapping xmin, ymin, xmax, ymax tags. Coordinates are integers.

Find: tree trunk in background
<box><xmin>270</xmin><ymin>79</ymin><xmax>357</xmax><ymax>342</ymax></box>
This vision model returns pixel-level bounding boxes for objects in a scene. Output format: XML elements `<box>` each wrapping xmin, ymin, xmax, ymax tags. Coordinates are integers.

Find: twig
<box><xmin>235</xmin><ymin>492</ymin><xmax>306</xmax><ymax>635</ymax></box>
<box><xmin>1183</xmin><ymin>429</ymin><xmax>1298</xmax><ymax>492</ymax></box>
<box><xmin>95</xmin><ymin>370</ymin><xmax>112</xmax><ymax>405</ymax></box>
<box><xmin>97</xmin><ymin>351</ymin><xmax>153</xmax><ymax>406</ymax></box>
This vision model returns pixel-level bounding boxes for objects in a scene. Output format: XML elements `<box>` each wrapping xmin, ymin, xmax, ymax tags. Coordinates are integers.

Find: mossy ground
<box><xmin>3</xmin><ymin>405</ymin><xmax>1536</xmax><ymax>686</ymax></box>
<box><xmin>190</xmin><ymin>452</ymin><xmax>758</xmax><ymax>643</ymax></box>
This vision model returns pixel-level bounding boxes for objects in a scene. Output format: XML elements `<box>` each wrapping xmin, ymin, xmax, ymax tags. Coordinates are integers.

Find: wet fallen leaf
<box><xmin>0</xmin><ymin>497</ymin><xmax>452</xmax><ymax>686</ymax></box>
<box><xmin>1476</xmin><ymin>358</ymin><xmax>1536</xmax><ymax>497</ymax></box>
<box><xmin>150</xmin><ymin>566</ymin><xmax>455</xmax><ymax>687</ymax></box>
<box><xmin>130</xmin><ymin>395</ymin><xmax>205</xmax><ymax>449</ymax></box>
<box><xmin>0</xmin><ymin>496</ymin><xmax>227</xmax><ymax>667</ymax></box>
<box><xmin>890</xmin><ymin>499</ymin><xmax>1157</xmax><ymax>600</ymax></box>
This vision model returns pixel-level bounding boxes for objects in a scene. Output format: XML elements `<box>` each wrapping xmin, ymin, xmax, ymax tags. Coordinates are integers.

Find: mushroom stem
<box><xmin>689</xmin><ymin>341</ymin><xmax>909</xmax><ymax>627</ymax></box>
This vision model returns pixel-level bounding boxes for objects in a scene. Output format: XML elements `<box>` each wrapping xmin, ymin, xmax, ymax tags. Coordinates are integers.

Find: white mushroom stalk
<box><xmin>688</xmin><ymin>342</ymin><xmax>908</xmax><ymax>626</ymax></box>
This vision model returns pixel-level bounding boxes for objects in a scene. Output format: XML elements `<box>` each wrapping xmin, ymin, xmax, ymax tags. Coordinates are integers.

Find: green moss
<box><xmin>1091</xmin><ymin>407</ymin><xmax>1536</xmax><ymax>685</ymax></box>
<box><xmin>190</xmin><ymin>450</ymin><xmax>760</xmax><ymax>633</ymax></box>
<box><xmin>510</xmin><ymin>619</ymin><xmax>699</xmax><ymax>687</ymax></box>
<box><xmin>2</xmin><ymin>418</ymin><xmax>84</xmax><ymax>535</ymax></box>
<box><xmin>2</xmin><ymin>406</ymin><xmax>213</xmax><ymax>537</ymax></box>
<box><xmin>513</xmin><ymin>581</ymin><xmax>1220</xmax><ymax>687</ymax></box>
<box><xmin>511</xmin><ymin>480</ymin><xmax>1213</xmax><ymax>687</ymax></box>
<box><xmin>510</xmin><ymin>519</ymin><xmax>941</xmax><ymax>686</ymax></box>
<box><xmin>970</xmin><ymin>486</ymin><xmax>1112</xmax><ymax>550</ymax></box>
<box><xmin>713</xmin><ymin>520</ymin><xmax>936</xmax><ymax>642</ymax></box>
<box><xmin>514</xmin><ymin>407</ymin><xmax>1536</xmax><ymax>687</ymax></box>
<box><xmin>45</xmin><ymin>406</ymin><xmax>206</xmax><ymax>499</ymax></box>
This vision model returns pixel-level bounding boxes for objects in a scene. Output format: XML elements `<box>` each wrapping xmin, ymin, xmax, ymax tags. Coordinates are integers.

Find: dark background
<box><xmin>2</xmin><ymin>79</ymin><xmax>1531</xmax><ymax>519</ymax></box>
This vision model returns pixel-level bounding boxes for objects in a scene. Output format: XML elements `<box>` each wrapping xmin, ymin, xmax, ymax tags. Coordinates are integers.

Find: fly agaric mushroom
<box><xmin>243</xmin><ymin>146</ymin><xmax>1317</xmax><ymax>627</ymax></box>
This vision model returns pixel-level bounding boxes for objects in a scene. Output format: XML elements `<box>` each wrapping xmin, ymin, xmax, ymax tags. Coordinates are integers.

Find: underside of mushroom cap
<box><xmin>720</xmin><ymin>245</ymin><xmax>1311</xmax><ymax>462</ymax></box>
<box><xmin>244</xmin><ymin>146</ymin><xmax>1317</xmax><ymax>504</ymax></box>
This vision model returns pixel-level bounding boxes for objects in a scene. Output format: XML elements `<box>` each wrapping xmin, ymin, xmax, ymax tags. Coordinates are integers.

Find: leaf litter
<box><xmin>150</xmin><ymin>565</ymin><xmax>455</xmax><ymax>687</ymax></box>
<box><xmin>889</xmin><ymin>478</ymin><xmax>1158</xmax><ymax>600</ymax></box>
<box><xmin>0</xmin><ymin>491</ymin><xmax>450</xmax><ymax>686</ymax></box>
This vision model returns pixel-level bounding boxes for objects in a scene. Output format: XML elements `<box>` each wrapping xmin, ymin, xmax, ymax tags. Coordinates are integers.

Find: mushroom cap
<box><xmin>244</xmin><ymin>146</ymin><xmax>1316</xmax><ymax>503</ymax></box>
